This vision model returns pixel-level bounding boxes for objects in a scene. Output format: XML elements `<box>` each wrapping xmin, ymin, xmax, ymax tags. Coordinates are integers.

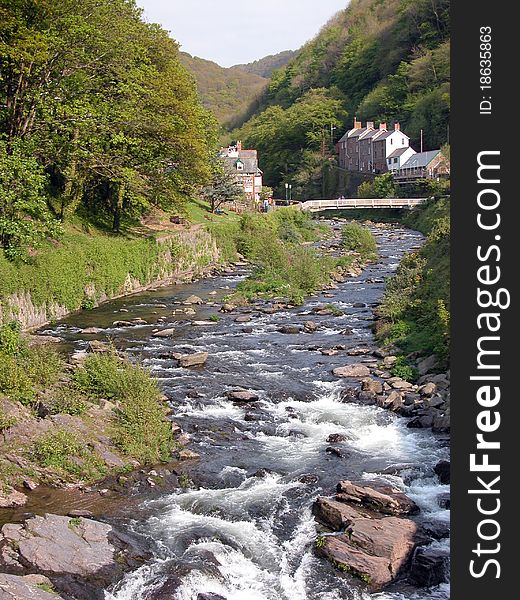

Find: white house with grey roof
<box><xmin>219</xmin><ymin>141</ymin><xmax>263</xmax><ymax>202</ymax></box>
<box><xmin>387</xmin><ymin>146</ymin><xmax>416</xmax><ymax>172</ymax></box>
<box><xmin>396</xmin><ymin>149</ymin><xmax>449</xmax><ymax>181</ymax></box>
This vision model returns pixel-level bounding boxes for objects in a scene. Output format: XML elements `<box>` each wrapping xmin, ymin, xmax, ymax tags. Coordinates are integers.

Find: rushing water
<box><xmin>41</xmin><ymin>223</ymin><xmax>450</xmax><ymax>600</ymax></box>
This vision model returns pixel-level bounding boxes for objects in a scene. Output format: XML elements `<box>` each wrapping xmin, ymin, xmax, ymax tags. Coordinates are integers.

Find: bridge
<box><xmin>299</xmin><ymin>198</ymin><xmax>426</xmax><ymax>212</ymax></box>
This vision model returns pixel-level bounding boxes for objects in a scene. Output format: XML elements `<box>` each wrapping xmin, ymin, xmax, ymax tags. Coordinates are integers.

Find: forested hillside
<box><xmin>179</xmin><ymin>53</ymin><xmax>269</xmax><ymax>127</ymax></box>
<box><xmin>0</xmin><ymin>0</ymin><xmax>219</xmax><ymax>260</ymax></box>
<box><xmin>231</xmin><ymin>50</ymin><xmax>297</xmax><ymax>78</ymax></box>
<box><xmin>233</xmin><ymin>0</ymin><xmax>450</xmax><ymax>197</ymax></box>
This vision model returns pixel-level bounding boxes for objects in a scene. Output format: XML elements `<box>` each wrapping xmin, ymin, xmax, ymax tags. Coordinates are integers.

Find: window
<box><xmin>402</xmin><ymin>138</ymin><xmax>405</xmax><ymax>145</ymax></box>
<box><xmin>390</xmin><ymin>138</ymin><xmax>393</xmax><ymax>145</ymax></box>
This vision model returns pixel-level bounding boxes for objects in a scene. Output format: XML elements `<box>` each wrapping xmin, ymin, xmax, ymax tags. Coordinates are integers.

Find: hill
<box><xmin>231</xmin><ymin>50</ymin><xmax>297</xmax><ymax>78</ymax></box>
<box><xmin>232</xmin><ymin>0</ymin><xmax>450</xmax><ymax>198</ymax></box>
<box><xmin>179</xmin><ymin>53</ymin><xmax>268</xmax><ymax>127</ymax></box>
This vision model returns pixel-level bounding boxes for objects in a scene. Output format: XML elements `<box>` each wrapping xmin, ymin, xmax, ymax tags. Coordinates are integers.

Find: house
<box><xmin>219</xmin><ymin>141</ymin><xmax>263</xmax><ymax>202</ymax></box>
<box><xmin>386</xmin><ymin>146</ymin><xmax>416</xmax><ymax>173</ymax></box>
<box><xmin>395</xmin><ymin>149</ymin><xmax>450</xmax><ymax>182</ymax></box>
<box><xmin>337</xmin><ymin>120</ymin><xmax>411</xmax><ymax>174</ymax></box>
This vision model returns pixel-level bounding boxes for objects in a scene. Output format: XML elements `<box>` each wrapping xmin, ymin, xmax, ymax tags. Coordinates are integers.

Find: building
<box><xmin>219</xmin><ymin>141</ymin><xmax>263</xmax><ymax>202</ymax></box>
<box><xmin>337</xmin><ymin>119</ymin><xmax>411</xmax><ymax>174</ymax></box>
<box><xmin>395</xmin><ymin>149</ymin><xmax>450</xmax><ymax>182</ymax></box>
<box><xmin>386</xmin><ymin>146</ymin><xmax>417</xmax><ymax>173</ymax></box>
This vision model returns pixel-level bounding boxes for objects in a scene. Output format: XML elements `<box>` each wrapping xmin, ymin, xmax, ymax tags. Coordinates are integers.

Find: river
<box><xmin>39</xmin><ymin>221</ymin><xmax>450</xmax><ymax>600</ymax></box>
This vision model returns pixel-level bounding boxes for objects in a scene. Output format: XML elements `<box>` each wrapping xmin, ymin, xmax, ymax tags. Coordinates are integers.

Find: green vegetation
<box><xmin>232</xmin><ymin>51</ymin><xmax>297</xmax><ymax>79</ymax></box>
<box><xmin>357</xmin><ymin>173</ymin><xmax>396</xmax><ymax>200</ymax></box>
<box><xmin>390</xmin><ymin>356</ymin><xmax>419</xmax><ymax>383</ymax></box>
<box><xmin>33</xmin><ymin>429</ymin><xmax>107</xmax><ymax>481</ymax></box>
<box><xmin>232</xmin><ymin>0</ymin><xmax>450</xmax><ymax>198</ymax></box>
<box><xmin>179</xmin><ymin>52</ymin><xmax>268</xmax><ymax>128</ymax></box>
<box><xmin>0</xmin><ymin>0</ymin><xmax>218</xmax><ymax>261</ymax></box>
<box><xmin>74</xmin><ymin>352</ymin><xmax>175</xmax><ymax>463</ymax></box>
<box><xmin>377</xmin><ymin>198</ymin><xmax>450</xmax><ymax>362</ymax></box>
<box><xmin>341</xmin><ymin>223</ymin><xmax>378</xmax><ymax>258</ymax></box>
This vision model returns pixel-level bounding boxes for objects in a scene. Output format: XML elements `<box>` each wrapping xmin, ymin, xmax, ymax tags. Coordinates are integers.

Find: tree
<box><xmin>357</xmin><ymin>172</ymin><xmax>396</xmax><ymax>198</ymax></box>
<box><xmin>202</xmin><ymin>162</ymin><xmax>244</xmax><ymax>213</ymax></box>
<box><xmin>0</xmin><ymin>141</ymin><xmax>61</xmax><ymax>260</ymax></box>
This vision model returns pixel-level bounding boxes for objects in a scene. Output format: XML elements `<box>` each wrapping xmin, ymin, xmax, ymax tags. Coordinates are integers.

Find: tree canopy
<box><xmin>0</xmin><ymin>0</ymin><xmax>219</xmax><ymax>257</ymax></box>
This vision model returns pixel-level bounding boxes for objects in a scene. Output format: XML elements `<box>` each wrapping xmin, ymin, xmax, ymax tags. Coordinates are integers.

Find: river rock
<box><xmin>408</xmin><ymin>548</ymin><xmax>449</xmax><ymax>587</ymax></box>
<box><xmin>362</xmin><ymin>378</ymin><xmax>383</xmax><ymax>395</ymax></box>
<box><xmin>417</xmin><ymin>355</ymin><xmax>439</xmax><ymax>376</ymax></box>
<box><xmin>336</xmin><ymin>481</ymin><xmax>419</xmax><ymax>516</ymax></box>
<box><xmin>112</xmin><ymin>320</ymin><xmax>134</xmax><ymax>327</ymax></box>
<box><xmin>432</xmin><ymin>414</ymin><xmax>450</xmax><ymax>433</ymax></box>
<box><xmin>418</xmin><ymin>382</ymin><xmax>437</xmax><ymax>396</ymax></box>
<box><xmin>220</xmin><ymin>304</ymin><xmax>236</xmax><ymax>313</ymax></box>
<box><xmin>434</xmin><ymin>460</ymin><xmax>450</xmax><ymax>484</ymax></box>
<box><xmin>87</xmin><ymin>340</ymin><xmax>112</xmax><ymax>353</ymax></box>
<box><xmin>382</xmin><ymin>356</ymin><xmax>398</xmax><ymax>368</ymax></box>
<box><xmin>81</xmin><ymin>327</ymin><xmax>104</xmax><ymax>334</ymax></box>
<box><xmin>235</xmin><ymin>315</ymin><xmax>251</xmax><ymax>323</ymax></box>
<box><xmin>0</xmin><ymin>574</ymin><xmax>61</xmax><ymax>599</ymax></box>
<box><xmin>327</xmin><ymin>433</ymin><xmax>347</xmax><ymax>444</ymax></box>
<box><xmin>176</xmin><ymin>352</ymin><xmax>208</xmax><ymax>368</ymax></box>
<box><xmin>178</xmin><ymin>450</ymin><xmax>200</xmax><ymax>461</ymax></box>
<box><xmin>152</xmin><ymin>328</ymin><xmax>176</xmax><ymax>338</ymax></box>
<box><xmin>227</xmin><ymin>390</ymin><xmax>259</xmax><ymax>403</ymax></box>
<box><xmin>313</xmin><ymin>497</ymin><xmax>368</xmax><ymax>530</ymax></box>
<box><xmin>304</xmin><ymin>321</ymin><xmax>318</xmax><ymax>333</ymax></box>
<box><xmin>0</xmin><ymin>514</ymin><xmax>149</xmax><ymax>599</ymax></box>
<box><xmin>184</xmin><ymin>295</ymin><xmax>203</xmax><ymax>305</ymax></box>
<box><xmin>388</xmin><ymin>377</ymin><xmax>414</xmax><ymax>390</ymax></box>
<box><xmin>333</xmin><ymin>364</ymin><xmax>371</xmax><ymax>378</ymax></box>
<box><xmin>279</xmin><ymin>325</ymin><xmax>302</xmax><ymax>334</ymax></box>
<box><xmin>0</xmin><ymin>487</ymin><xmax>27</xmax><ymax>508</ymax></box>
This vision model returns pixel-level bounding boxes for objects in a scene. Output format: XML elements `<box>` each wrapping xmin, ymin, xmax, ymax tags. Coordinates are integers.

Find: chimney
<box><xmin>237</xmin><ymin>140</ymin><xmax>242</xmax><ymax>151</ymax></box>
<box><xmin>367</xmin><ymin>121</ymin><xmax>374</xmax><ymax>130</ymax></box>
<box><xmin>379</xmin><ymin>122</ymin><xmax>387</xmax><ymax>131</ymax></box>
<box><xmin>394</xmin><ymin>123</ymin><xmax>401</xmax><ymax>131</ymax></box>
<box><xmin>354</xmin><ymin>117</ymin><xmax>362</xmax><ymax>130</ymax></box>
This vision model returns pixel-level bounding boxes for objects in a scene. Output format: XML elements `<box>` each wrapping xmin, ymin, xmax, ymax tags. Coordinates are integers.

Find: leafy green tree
<box><xmin>202</xmin><ymin>162</ymin><xmax>244</xmax><ymax>213</ymax></box>
<box><xmin>358</xmin><ymin>172</ymin><xmax>396</xmax><ymax>198</ymax></box>
<box><xmin>0</xmin><ymin>141</ymin><xmax>61</xmax><ymax>260</ymax></box>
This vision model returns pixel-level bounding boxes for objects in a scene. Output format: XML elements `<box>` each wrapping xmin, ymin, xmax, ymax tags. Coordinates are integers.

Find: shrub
<box><xmin>0</xmin><ymin>408</ymin><xmax>16</xmax><ymax>437</ymax></box>
<box><xmin>341</xmin><ymin>223</ymin><xmax>377</xmax><ymax>257</ymax></box>
<box><xmin>22</xmin><ymin>346</ymin><xmax>64</xmax><ymax>387</ymax></box>
<box><xmin>391</xmin><ymin>356</ymin><xmax>419</xmax><ymax>383</ymax></box>
<box><xmin>0</xmin><ymin>354</ymin><xmax>35</xmax><ymax>405</ymax></box>
<box><xmin>74</xmin><ymin>353</ymin><xmax>174</xmax><ymax>463</ymax></box>
<box><xmin>48</xmin><ymin>387</ymin><xmax>87</xmax><ymax>416</ymax></box>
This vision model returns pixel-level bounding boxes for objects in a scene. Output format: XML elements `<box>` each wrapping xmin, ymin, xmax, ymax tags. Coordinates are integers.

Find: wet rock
<box><xmin>336</xmin><ymin>480</ymin><xmax>419</xmax><ymax>516</ymax></box>
<box><xmin>421</xmin><ymin>520</ymin><xmax>450</xmax><ymax>540</ymax></box>
<box><xmin>278</xmin><ymin>325</ymin><xmax>302</xmax><ymax>335</ymax></box>
<box><xmin>353</xmin><ymin>302</ymin><xmax>367</xmax><ymax>308</ymax></box>
<box><xmin>67</xmin><ymin>510</ymin><xmax>95</xmax><ymax>519</ymax></box>
<box><xmin>241</xmin><ymin>327</ymin><xmax>254</xmax><ymax>334</ymax></box>
<box><xmin>327</xmin><ymin>433</ymin><xmax>347</xmax><ymax>444</ymax></box>
<box><xmin>320</xmin><ymin>348</ymin><xmax>339</xmax><ymax>356</ymax></box>
<box><xmin>437</xmin><ymin>492</ymin><xmax>451</xmax><ymax>509</ymax></box>
<box><xmin>388</xmin><ymin>377</ymin><xmax>414</xmax><ymax>391</ymax></box>
<box><xmin>0</xmin><ymin>574</ymin><xmax>61</xmax><ymax>599</ymax></box>
<box><xmin>112</xmin><ymin>320</ymin><xmax>134</xmax><ymax>327</ymax></box>
<box><xmin>22</xmin><ymin>479</ymin><xmax>38</xmax><ymax>491</ymax></box>
<box><xmin>220</xmin><ymin>304</ymin><xmax>236</xmax><ymax>313</ymax></box>
<box><xmin>434</xmin><ymin>460</ymin><xmax>450</xmax><ymax>484</ymax></box>
<box><xmin>81</xmin><ymin>327</ymin><xmax>104</xmax><ymax>334</ymax></box>
<box><xmin>152</xmin><ymin>328</ymin><xmax>176</xmax><ymax>338</ymax></box>
<box><xmin>432</xmin><ymin>414</ymin><xmax>450</xmax><ymax>434</ymax></box>
<box><xmin>304</xmin><ymin>321</ymin><xmax>318</xmax><ymax>333</ymax></box>
<box><xmin>333</xmin><ymin>364</ymin><xmax>371</xmax><ymax>378</ymax></box>
<box><xmin>0</xmin><ymin>514</ymin><xmax>149</xmax><ymax>598</ymax></box>
<box><xmin>339</xmin><ymin>328</ymin><xmax>354</xmax><ymax>336</ymax></box>
<box><xmin>362</xmin><ymin>378</ymin><xmax>383</xmax><ymax>395</ymax></box>
<box><xmin>407</xmin><ymin>414</ymin><xmax>434</xmax><ymax>429</ymax></box>
<box><xmin>197</xmin><ymin>593</ymin><xmax>228</xmax><ymax>600</ymax></box>
<box><xmin>357</xmin><ymin>391</ymin><xmax>377</xmax><ymax>405</ymax></box>
<box><xmin>313</xmin><ymin>497</ymin><xmax>366</xmax><ymax>530</ymax></box>
<box><xmin>235</xmin><ymin>316</ymin><xmax>251</xmax><ymax>323</ymax></box>
<box><xmin>184</xmin><ymin>295</ymin><xmax>203</xmax><ymax>305</ymax></box>
<box><xmin>227</xmin><ymin>390</ymin><xmax>259</xmax><ymax>403</ymax></box>
<box><xmin>326</xmin><ymin>447</ymin><xmax>345</xmax><ymax>458</ymax></box>
<box><xmin>299</xmin><ymin>474</ymin><xmax>319</xmax><ymax>485</ymax></box>
<box><xmin>408</xmin><ymin>548</ymin><xmax>449</xmax><ymax>587</ymax></box>
<box><xmin>340</xmin><ymin>388</ymin><xmax>359</xmax><ymax>403</ymax></box>
<box><xmin>177</xmin><ymin>352</ymin><xmax>208</xmax><ymax>368</ymax></box>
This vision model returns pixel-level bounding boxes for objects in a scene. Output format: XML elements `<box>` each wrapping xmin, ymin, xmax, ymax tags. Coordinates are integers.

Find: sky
<box><xmin>136</xmin><ymin>0</ymin><xmax>348</xmax><ymax>67</ymax></box>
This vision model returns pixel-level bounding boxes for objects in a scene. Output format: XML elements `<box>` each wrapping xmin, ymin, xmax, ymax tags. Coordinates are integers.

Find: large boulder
<box><xmin>226</xmin><ymin>390</ymin><xmax>259</xmax><ymax>403</ymax></box>
<box><xmin>0</xmin><ymin>514</ymin><xmax>149</xmax><ymax>600</ymax></box>
<box><xmin>0</xmin><ymin>574</ymin><xmax>62</xmax><ymax>599</ymax></box>
<box><xmin>317</xmin><ymin>515</ymin><xmax>419</xmax><ymax>590</ymax></box>
<box><xmin>336</xmin><ymin>481</ymin><xmax>419</xmax><ymax>516</ymax></box>
<box><xmin>333</xmin><ymin>364</ymin><xmax>371</xmax><ymax>379</ymax></box>
<box><xmin>434</xmin><ymin>460</ymin><xmax>451</xmax><ymax>484</ymax></box>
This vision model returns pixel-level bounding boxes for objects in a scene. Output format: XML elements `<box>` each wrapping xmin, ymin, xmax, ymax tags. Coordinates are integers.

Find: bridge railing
<box><xmin>300</xmin><ymin>198</ymin><xmax>426</xmax><ymax>211</ymax></box>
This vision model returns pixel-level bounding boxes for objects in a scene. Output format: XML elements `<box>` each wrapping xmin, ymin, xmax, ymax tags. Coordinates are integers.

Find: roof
<box><xmin>374</xmin><ymin>130</ymin><xmax>411</xmax><ymax>142</ymax></box>
<box><xmin>362</xmin><ymin>129</ymin><xmax>386</xmax><ymax>140</ymax></box>
<box><xmin>401</xmin><ymin>150</ymin><xmax>441</xmax><ymax>169</ymax></box>
<box><xmin>222</xmin><ymin>149</ymin><xmax>260</xmax><ymax>174</ymax></box>
<box><xmin>387</xmin><ymin>148</ymin><xmax>414</xmax><ymax>159</ymax></box>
